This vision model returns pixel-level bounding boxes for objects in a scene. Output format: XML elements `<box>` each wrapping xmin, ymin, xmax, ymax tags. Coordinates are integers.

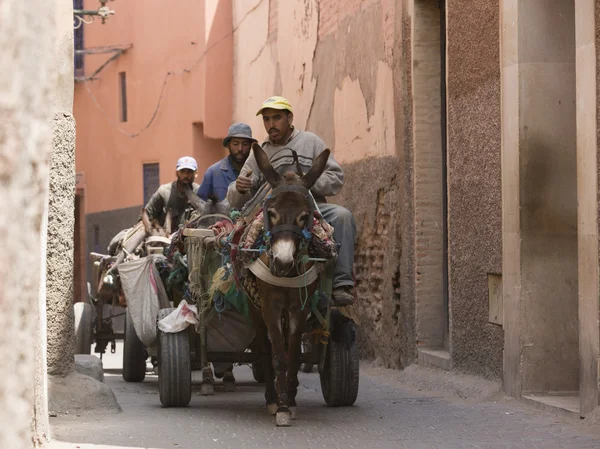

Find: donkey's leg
<box><xmin>262</xmin><ymin>305</ymin><xmax>291</xmax><ymax>426</ymax></box>
<box><xmin>286</xmin><ymin>308</ymin><xmax>310</xmax><ymax>419</ymax></box>
<box><xmin>249</xmin><ymin>305</ymin><xmax>278</xmax><ymax>413</ymax></box>
<box><xmin>260</xmin><ymin>331</ymin><xmax>277</xmax><ymax>413</ymax></box>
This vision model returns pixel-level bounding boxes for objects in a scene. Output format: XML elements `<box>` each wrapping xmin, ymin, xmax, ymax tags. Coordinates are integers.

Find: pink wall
<box><xmin>75</xmin><ymin>0</ymin><xmax>232</xmax><ymax>214</ymax></box>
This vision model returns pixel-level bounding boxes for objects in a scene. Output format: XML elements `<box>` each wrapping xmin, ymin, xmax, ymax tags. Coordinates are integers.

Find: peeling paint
<box><xmin>276</xmin><ymin>0</ymin><xmax>318</xmax><ymax>129</ymax></box>
<box><xmin>333</xmin><ymin>61</ymin><xmax>395</xmax><ymax>163</ymax></box>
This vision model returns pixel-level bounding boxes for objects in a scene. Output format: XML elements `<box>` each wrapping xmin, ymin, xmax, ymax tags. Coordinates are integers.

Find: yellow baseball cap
<box><xmin>256</xmin><ymin>96</ymin><xmax>293</xmax><ymax>116</ymax></box>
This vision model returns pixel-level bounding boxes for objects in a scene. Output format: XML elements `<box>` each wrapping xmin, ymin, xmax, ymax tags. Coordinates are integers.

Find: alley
<box><xmin>50</xmin><ymin>346</ymin><xmax>600</xmax><ymax>449</ymax></box>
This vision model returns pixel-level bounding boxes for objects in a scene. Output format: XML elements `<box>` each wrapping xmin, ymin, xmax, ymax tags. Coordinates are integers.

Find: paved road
<box><xmin>51</xmin><ymin>344</ymin><xmax>600</xmax><ymax>449</ymax></box>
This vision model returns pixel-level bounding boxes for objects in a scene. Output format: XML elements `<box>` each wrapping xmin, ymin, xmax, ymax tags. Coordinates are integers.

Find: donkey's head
<box><xmin>253</xmin><ymin>143</ymin><xmax>330</xmax><ymax>277</ymax></box>
<box><xmin>142</xmin><ymin>208</ymin><xmax>172</xmax><ymax>237</ymax></box>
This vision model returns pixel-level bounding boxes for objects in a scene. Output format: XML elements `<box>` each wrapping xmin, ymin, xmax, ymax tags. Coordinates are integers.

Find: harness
<box><xmin>248</xmin><ymin>183</ymin><xmax>321</xmax><ymax>290</ymax></box>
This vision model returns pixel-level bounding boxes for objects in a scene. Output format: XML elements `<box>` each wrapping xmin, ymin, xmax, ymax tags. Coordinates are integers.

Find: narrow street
<box><xmin>50</xmin><ymin>344</ymin><xmax>600</xmax><ymax>449</ymax></box>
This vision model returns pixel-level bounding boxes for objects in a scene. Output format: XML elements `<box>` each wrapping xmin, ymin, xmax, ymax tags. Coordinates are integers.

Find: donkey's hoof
<box><xmin>289</xmin><ymin>406</ymin><xmax>297</xmax><ymax>420</ymax></box>
<box><xmin>276</xmin><ymin>411</ymin><xmax>292</xmax><ymax>427</ymax></box>
<box><xmin>200</xmin><ymin>382</ymin><xmax>214</xmax><ymax>396</ymax></box>
<box><xmin>267</xmin><ymin>403</ymin><xmax>278</xmax><ymax>416</ymax></box>
<box><xmin>223</xmin><ymin>380</ymin><xmax>236</xmax><ymax>392</ymax></box>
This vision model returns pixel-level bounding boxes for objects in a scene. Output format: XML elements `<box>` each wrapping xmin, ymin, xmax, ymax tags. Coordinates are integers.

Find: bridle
<box><xmin>263</xmin><ymin>184</ymin><xmax>315</xmax><ymax>238</ymax></box>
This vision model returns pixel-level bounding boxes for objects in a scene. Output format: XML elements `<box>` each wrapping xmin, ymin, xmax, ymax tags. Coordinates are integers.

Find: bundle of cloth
<box><xmin>204</xmin><ymin>207</ymin><xmax>338</xmax><ymax>319</ymax></box>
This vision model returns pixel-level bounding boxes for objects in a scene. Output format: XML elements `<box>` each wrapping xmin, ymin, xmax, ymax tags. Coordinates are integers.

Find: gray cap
<box><xmin>223</xmin><ymin>123</ymin><xmax>257</xmax><ymax>147</ymax></box>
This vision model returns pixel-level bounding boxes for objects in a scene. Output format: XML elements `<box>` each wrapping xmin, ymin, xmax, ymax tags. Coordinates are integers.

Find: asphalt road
<box><xmin>50</xmin><ymin>343</ymin><xmax>600</xmax><ymax>449</ymax></box>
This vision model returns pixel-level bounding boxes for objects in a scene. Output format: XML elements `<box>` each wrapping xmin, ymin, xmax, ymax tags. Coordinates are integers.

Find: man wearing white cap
<box><xmin>144</xmin><ymin>156</ymin><xmax>200</xmax><ymax>234</ymax></box>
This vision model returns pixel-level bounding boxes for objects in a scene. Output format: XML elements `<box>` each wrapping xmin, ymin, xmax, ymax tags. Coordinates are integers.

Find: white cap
<box><xmin>176</xmin><ymin>156</ymin><xmax>197</xmax><ymax>171</ymax></box>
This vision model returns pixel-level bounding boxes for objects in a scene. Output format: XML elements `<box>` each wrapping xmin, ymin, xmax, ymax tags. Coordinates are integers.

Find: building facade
<box><xmin>73</xmin><ymin>0</ymin><xmax>234</xmax><ymax>295</ymax></box>
<box><xmin>74</xmin><ymin>0</ymin><xmax>600</xmax><ymax>418</ymax></box>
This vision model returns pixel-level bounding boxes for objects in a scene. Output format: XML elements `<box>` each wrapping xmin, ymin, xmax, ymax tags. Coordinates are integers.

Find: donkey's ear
<box><xmin>253</xmin><ymin>142</ymin><xmax>282</xmax><ymax>187</ymax></box>
<box><xmin>302</xmin><ymin>149</ymin><xmax>331</xmax><ymax>189</ymax></box>
<box><xmin>164</xmin><ymin>208</ymin><xmax>173</xmax><ymax>234</ymax></box>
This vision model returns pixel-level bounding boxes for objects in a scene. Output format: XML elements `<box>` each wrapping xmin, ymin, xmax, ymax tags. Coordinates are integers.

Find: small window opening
<box><xmin>119</xmin><ymin>72</ymin><xmax>128</xmax><ymax>122</ymax></box>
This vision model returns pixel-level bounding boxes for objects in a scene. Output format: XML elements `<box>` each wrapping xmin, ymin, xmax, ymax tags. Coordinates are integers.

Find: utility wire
<box><xmin>82</xmin><ymin>0</ymin><xmax>265</xmax><ymax>139</ymax></box>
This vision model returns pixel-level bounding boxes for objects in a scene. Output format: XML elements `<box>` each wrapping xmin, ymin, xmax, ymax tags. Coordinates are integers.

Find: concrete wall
<box><xmin>0</xmin><ymin>0</ymin><xmax>62</xmax><ymax>446</ymax></box>
<box><xmin>446</xmin><ymin>0</ymin><xmax>503</xmax><ymax>378</ymax></box>
<box><xmin>46</xmin><ymin>114</ymin><xmax>76</xmax><ymax>377</ymax></box>
<box><xmin>502</xmin><ymin>0</ymin><xmax>579</xmax><ymax>395</ymax></box>
<box><xmin>576</xmin><ymin>0</ymin><xmax>600</xmax><ymax>417</ymax></box>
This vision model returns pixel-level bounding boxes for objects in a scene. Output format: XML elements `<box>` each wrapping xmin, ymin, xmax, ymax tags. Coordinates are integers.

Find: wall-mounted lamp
<box><xmin>73</xmin><ymin>0</ymin><xmax>115</xmax><ymax>29</ymax></box>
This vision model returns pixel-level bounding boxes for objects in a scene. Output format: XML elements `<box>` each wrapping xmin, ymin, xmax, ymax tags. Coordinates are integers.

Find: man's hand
<box><xmin>236</xmin><ymin>170</ymin><xmax>253</xmax><ymax>194</ymax></box>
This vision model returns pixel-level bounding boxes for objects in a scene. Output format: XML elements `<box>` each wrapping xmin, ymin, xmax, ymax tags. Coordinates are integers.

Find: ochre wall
<box><xmin>75</xmin><ymin>0</ymin><xmax>231</xmax><ymax>215</ymax></box>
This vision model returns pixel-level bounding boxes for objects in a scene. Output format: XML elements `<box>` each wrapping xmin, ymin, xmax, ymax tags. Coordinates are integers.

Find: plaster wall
<box><xmin>446</xmin><ymin>0</ymin><xmax>503</xmax><ymax>378</ymax></box>
<box><xmin>0</xmin><ymin>0</ymin><xmax>57</xmax><ymax>447</ymax></box>
<box><xmin>46</xmin><ymin>114</ymin><xmax>77</xmax><ymax>377</ymax></box>
<box><xmin>576</xmin><ymin>0</ymin><xmax>600</xmax><ymax>416</ymax></box>
<box><xmin>520</xmin><ymin>0</ymin><xmax>578</xmax><ymax>393</ymax></box>
<box><xmin>502</xmin><ymin>0</ymin><xmax>579</xmax><ymax>394</ymax></box>
<box><xmin>232</xmin><ymin>0</ymin><xmax>409</xmax><ymax>366</ymax></box>
<box><xmin>309</xmin><ymin>0</ymin><xmax>403</xmax><ymax>366</ymax></box>
<box><xmin>75</xmin><ymin>0</ymin><xmax>231</xmax><ymax>215</ymax></box>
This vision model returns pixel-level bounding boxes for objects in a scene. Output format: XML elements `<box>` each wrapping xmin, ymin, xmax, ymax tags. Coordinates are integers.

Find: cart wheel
<box><xmin>123</xmin><ymin>308</ymin><xmax>146</xmax><ymax>382</ymax></box>
<box><xmin>158</xmin><ymin>308</ymin><xmax>191</xmax><ymax>407</ymax></box>
<box><xmin>251</xmin><ymin>362</ymin><xmax>265</xmax><ymax>383</ymax></box>
<box><xmin>320</xmin><ymin>319</ymin><xmax>359</xmax><ymax>406</ymax></box>
<box><xmin>74</xmin><ymin>302</ymin><xmax>93</xmax><ymax>355</ymax></box>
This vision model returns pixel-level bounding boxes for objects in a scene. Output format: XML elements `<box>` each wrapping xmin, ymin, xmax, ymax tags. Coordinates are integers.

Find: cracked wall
<box><xmin>233</xmin><ymin>0</ymin><xmax>410</xmax><ymax>367</ymax></box>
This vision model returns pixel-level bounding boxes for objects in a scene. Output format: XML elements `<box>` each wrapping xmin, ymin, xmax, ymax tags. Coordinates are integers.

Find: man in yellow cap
<box><xmin>227</xmin><ymin>96</ymin><xmax>356</xmax><ymax>306</ymax></box>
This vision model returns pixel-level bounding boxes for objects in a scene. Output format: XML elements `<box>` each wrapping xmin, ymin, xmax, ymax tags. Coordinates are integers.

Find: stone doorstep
<box><xmin>521</xmin><ymin>392</ymin><xmax>581</xmax><ymax>418</ymax></box>
<box><xmin>417</xmin><ymin>346</ymin><xmax>452</xmax><ymax>371</ymax></box>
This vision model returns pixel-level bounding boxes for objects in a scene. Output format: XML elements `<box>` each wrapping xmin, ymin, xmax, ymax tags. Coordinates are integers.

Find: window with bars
<box><xmin>143</xmin><ymin>163</ymin><xmax>160</xmax><ymax>206</ymax></box>
<box><xmin>119</xmin><ymin>72</ymin><xmax>128</xmax><ymax>122</ymax></box>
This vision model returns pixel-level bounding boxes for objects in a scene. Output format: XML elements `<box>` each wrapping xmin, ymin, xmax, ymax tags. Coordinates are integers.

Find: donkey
<box><xmin>248</xmin><ymin>142</ymin><xmax>330</xmax><ymax>426</ymax></box>
<box><xmin>141</xmin><ymin>209</ymin><xmax>172</xmax><ymax>237</ymax></box>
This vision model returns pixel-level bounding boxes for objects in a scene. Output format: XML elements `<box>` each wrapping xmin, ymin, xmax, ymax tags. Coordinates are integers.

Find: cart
<box><xmin>74</xmin><ymin>228</ymin><xmax>171</xmax><ymax>383</ymax></box>
<box><xmin>155</xmin><ymin>226</ymin><xmax>360</xmax><ymax>408</ymax></box>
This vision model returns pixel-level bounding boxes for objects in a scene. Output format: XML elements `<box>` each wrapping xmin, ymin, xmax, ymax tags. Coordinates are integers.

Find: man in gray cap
<box><xmin>197</xmin><ymin>123</ymin><xmax>257</xmax><ymax>202</ymax></box>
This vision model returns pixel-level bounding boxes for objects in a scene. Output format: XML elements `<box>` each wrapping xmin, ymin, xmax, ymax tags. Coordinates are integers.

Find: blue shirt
<box><xmin>197</xmin><ymin>156</ymin><xmax>239</xmax><ymax>201</ymax></box>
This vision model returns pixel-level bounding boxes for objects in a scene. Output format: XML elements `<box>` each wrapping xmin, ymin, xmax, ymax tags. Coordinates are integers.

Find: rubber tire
<box><xmin>122</xmin><ymin>308</ymin><xmax>147</xmax><ymax>382</ymax></box>
<box><xmin>158</xmin><ymin>308</ymin><xmax>191</xmax><ymax>407</ymax></box>
<box><xmin>74</xmin><ymin>302</ymin><xmax>93</xmax><ymax>355</ymax></box>
<box><xmin>320</xmin><ymin>320</ymin><xmax>359</xmax><ymax>407</ymax></box>
<box><xmin>251</xmin><ymin>362</ymin><xmax>265</xmax><ymax>383</ymax></box>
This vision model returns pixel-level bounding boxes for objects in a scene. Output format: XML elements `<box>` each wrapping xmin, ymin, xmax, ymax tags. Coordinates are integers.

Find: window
<box><xmin>143</xmin><ymin>163</ymin><xmax>160</xmax><ymax>205</ymax></box>
<box><xmin>119</xmin><ymin>72</ymin><xmax>128</xmax><ymax>122</ymax></box>
<box><xmin>73</xmin><ymin>0</ymin><xmax>84</xmax><ymax>76</ymax></box>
